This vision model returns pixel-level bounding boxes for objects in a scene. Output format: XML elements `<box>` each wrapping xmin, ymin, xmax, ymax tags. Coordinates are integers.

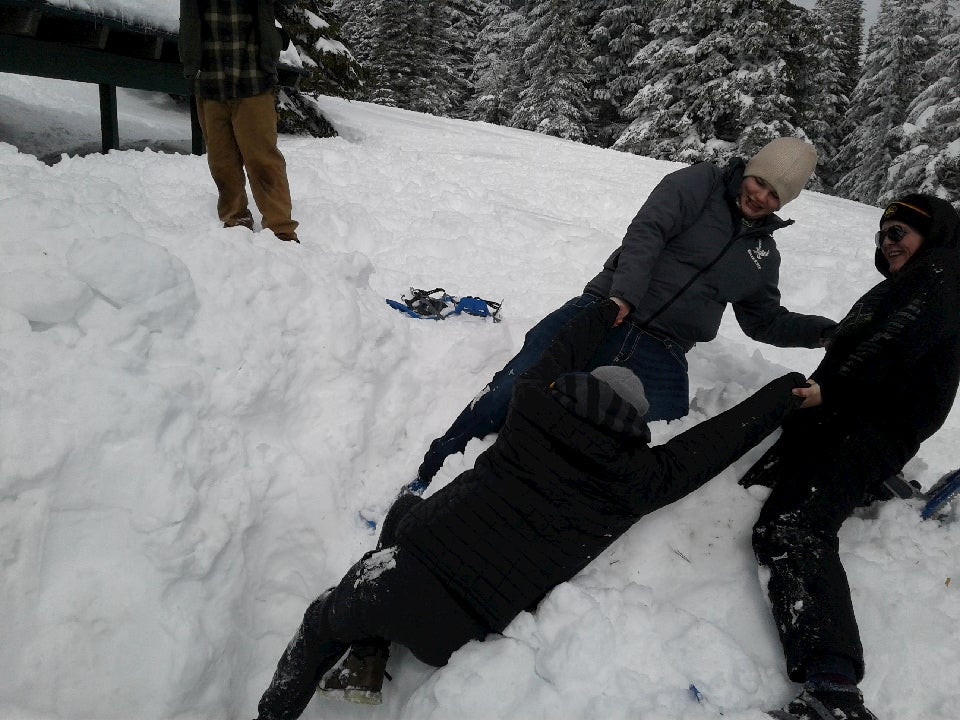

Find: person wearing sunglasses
<box><xmin>741</xmin><ymin>194</ymin><xmax>960</xmax><ymax>720</ymax></box>
<box><xmin>874</xmin><ymin>217</ymin><xmax>923</xmax><ymax>273</ymax></box>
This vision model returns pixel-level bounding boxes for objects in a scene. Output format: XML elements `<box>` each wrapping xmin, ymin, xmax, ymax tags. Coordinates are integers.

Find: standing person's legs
<box><xmin>196</xmin><ymin>97</ymin><xmax>253</xmax><ymax>229</ymax></box>
<box><xmin>232</xmin><ymin>91</ymin><xmax>299</xmax><ymax>241</ymax></box>
<box><xmin>415</xmin><ymin>294</ymin><xmax>604</xmax><ymax>486</ymax></box>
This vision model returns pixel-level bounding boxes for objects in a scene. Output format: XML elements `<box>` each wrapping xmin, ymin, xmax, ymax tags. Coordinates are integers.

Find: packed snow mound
<box><xmin>0</xmin><ymin>93</ymin><xmax>957</xmax><ymax>720</ymax></box>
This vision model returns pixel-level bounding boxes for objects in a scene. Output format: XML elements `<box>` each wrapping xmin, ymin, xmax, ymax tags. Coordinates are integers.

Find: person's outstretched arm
<box><xmin>733</xmin><ymin>273</ymin><xmax>837</xmax><ymax>349</ymax></box>
<box><xmin>624</xmin><ymin>372</ymin><xmax>806</xmax><ymax>513</ymax></box>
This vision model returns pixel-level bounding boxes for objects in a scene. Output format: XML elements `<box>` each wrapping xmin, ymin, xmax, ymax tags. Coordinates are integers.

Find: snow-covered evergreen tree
<box><xmin>834</xmin><ymin>0</ymin><xmax>936</xmax><ymax>205</ymax></box>
<box><xmin>508</xmin><ymin>0</ymin><xmax>592</xmax><ymax>141</ymax></box>
<box><xmin>331</xmin><ymin>0</ymin><xmax>376</xmax><ymax>68</ymax></box>
<box><xmin>444</xmin><ymin>0</ymin><xmax>486</xmax><ymax>117</ymax></box>
<box><xmin>410</xmin><ymin>2</ymin><xmax>469</xmax><ymax>116</ymax></box>
<box><xmin>467</xmin><ymin>1</ymin><xmax>527</xmax><ymax>125</ymax></box>
<box><xmin>613</xmin><ymin>0</ymin><xmax>806</xmax><ymax>164</ymax></box>
<box><xmin>333</xmin><ymin>0</ymin><xmax>470</xmax><ymax>117</ymax></box>
<box><xmin>818</xmin><ymin>0</ymin><xmax>864</xmax><ymax>102</ymax></box>
<box><xmin>722</xmin><ymin>1</ymin><xmax>806</xmax><ymax>156</ymax></box>
<box><xmin>584</xmin><ymin>1</ymin><xmax>653</xmax><ymax>147</ymax></box>
<box><xmin>333</xmin><ymin>0</ymin><xmax>409</xmax><ymax>108</ymax></box>
<box><xmin>275</xmin><ymin>1</ymin><xmax>362</xmax><ymax>137</ymax></box>
<box><xmin>879</xmin><ymin>10</ymin><xmax>960</xmax><ymax>210</ymax></box>
<box><xmin>796</xmin><ymin>1</ymin><xmax>858</xmax><ymax>188</ymax></box>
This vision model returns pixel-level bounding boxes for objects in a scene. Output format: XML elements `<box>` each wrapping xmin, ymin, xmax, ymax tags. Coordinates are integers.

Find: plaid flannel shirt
<box><xmin>195</xmin><ymin>0</ymin><xmax>274</xmax><ymax>100</ymax></box>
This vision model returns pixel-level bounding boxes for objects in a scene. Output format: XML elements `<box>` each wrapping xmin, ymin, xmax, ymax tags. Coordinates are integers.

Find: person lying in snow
<box><xmin>253</xmin><ymin>299</ymin><xmax>807</xmax><ymax>719</ymax></box>
<box><xmin>747</xmin><ymin>194</ymin><xmax>960</xmax><ymax>720</ymax></box>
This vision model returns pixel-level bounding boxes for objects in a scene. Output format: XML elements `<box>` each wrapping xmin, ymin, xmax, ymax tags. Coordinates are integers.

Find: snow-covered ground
<box><xmin>1</xmin><ymin>75</ymin><xmax>958</xmax><ymax>720</ymax></box>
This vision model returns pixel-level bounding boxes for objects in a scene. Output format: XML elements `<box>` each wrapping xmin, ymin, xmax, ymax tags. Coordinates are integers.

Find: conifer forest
<box><xmin>284</xmin><ymin>1</ymin><xmax>960</xmax><ymax>210</ymax></box>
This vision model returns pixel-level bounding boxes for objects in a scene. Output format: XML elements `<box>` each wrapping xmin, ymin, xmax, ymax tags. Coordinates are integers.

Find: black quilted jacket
<box><xmin>397</xmin><ymin>300</ymin><xmax>804</xmax><ymax>632</ymax></box>
<box><xmin>799</xmin><ymin>196</ymin><xmax>960</xmax><ymax>469</ymax></box>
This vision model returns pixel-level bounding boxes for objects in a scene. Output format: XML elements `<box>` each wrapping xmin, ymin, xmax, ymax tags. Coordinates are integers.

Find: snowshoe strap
<box><xmin>403</xmin><ymin>287</ymin><xmax>452</xmax><ymax>318</ymax></box>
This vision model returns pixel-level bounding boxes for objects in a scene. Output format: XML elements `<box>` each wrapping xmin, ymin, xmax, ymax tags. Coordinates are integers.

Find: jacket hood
<box><xmin>875</xmin><ymin>195</ymin><xmax>960</xmax><ymax>278</ymax></box>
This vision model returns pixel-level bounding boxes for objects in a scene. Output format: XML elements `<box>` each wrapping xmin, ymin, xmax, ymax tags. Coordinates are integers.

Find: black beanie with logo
<box><xmin>880</xmin><ymin>194</ymin><xmax>934</xmax><ymax>237</ymax></box>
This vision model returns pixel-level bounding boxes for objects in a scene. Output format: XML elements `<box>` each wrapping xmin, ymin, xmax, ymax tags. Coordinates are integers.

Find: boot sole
<box><xmin>317</xmin><ymin>687</ymin><xmax>383</xmax><ymax>705</ymax></box>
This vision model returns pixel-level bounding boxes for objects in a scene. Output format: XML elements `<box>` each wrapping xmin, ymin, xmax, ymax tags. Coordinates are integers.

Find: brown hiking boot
<box><xmin>224</xmin><ymin>211</ymin><xmax>254</xmax><ymax>230</ymax></box>
<box><xmin>317</xmin><ymin>640</ymin><xmax>390</xmax><ymax>705</ymax></box>
<box><xmin>768</xmin><ymin>681</ymin><xmax>878</xmax><ymax>720</ymax></box>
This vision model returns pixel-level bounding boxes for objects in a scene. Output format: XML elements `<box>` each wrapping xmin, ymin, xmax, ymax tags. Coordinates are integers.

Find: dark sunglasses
<box><xmin>875</xmin><ymin>225</ymin><xmax>910</xmax><ymax>248</ymax></box>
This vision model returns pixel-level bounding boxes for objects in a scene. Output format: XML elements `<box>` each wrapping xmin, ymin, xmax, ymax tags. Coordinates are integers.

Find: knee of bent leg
<box><xmin>753</xmin><ymin>512</ymin><xmax>838</xmax><ymax>567</ymax></box>
<box><xmin>299</xmin><ymin>587</ymin><xmax>336</xmax><ymax>639</ymax></box>
<box><xmin>752</xmin><ymin>515</ymin><xmax>800</xmax><ymax>564</ymax></box>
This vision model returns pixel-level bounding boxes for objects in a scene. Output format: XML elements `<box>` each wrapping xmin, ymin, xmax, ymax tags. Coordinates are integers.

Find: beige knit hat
<box><xmin>744</xmin><ymin>137</ymin><xmax>818</xmax><ymax>206</ymax></box>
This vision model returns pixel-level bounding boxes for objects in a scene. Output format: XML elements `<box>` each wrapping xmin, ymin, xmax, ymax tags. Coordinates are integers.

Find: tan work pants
<box><xmin>196</xmin><ymin>91</ymin><xmax>299</xmax><ymax>240</ymax></box>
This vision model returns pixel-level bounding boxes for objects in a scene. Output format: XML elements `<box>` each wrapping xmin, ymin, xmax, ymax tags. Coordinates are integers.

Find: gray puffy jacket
<box><xmin>584</xmin><ymin>159</ymin><xmax>835</xmax><ymax>351</ymax></box>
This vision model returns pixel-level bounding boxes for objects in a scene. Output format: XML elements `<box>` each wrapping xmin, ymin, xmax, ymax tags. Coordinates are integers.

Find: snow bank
<box><xmin>0</xmin><ymin>89</ymin><xmax>957</xmax><ymax>720</ymax></box>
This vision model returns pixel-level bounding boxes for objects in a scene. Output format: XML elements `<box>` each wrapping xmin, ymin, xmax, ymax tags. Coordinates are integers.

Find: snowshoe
<box><xmin>876</xmin><ymin>468</ymin><xmax>960</xmax><ymax>520</ymax></box>
<box><xmin>921</xmin><ymin>467</ymin><xmax>960</xmax><ymax>520</ymax></box>
<box><xmin>386</xmin><ymin>287</ymin><xmax>501</xmax><ymax>322</ymax></box>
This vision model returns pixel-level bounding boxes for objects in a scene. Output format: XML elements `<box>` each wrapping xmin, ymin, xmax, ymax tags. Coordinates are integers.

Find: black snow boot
<box><xmin>318</xmin><ymin>637</ymin><xmax>390</xmax><ymax>704</ymax></box>
<box><xmin>768</xmin><ymin>681</ymin><xmax>878</xmax><ymax>720</ymax></box>
<box><xmin>256</xmin><ymin>590</ymin><xmax>349</xmax><ymax>720</ymax></box>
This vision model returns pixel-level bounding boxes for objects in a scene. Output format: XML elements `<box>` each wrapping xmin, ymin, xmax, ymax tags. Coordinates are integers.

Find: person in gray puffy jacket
<box><xmin>413</xmin><ymin>137</ymin><xmax>837</xmax><ymax>489</ymax></box>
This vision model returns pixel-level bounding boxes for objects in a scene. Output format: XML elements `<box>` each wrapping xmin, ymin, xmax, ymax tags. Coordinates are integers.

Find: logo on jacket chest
<box><xmin>747</xmin><ymin>238</ymin><xmax>770</xmax><ymax>269</ymax></box>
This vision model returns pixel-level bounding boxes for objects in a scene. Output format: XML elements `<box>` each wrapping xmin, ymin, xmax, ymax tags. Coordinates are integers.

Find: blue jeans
<box><xmin>416</xmin><ymin>293</ymin><xmax>690</xmax><ymax>485</ymax></box>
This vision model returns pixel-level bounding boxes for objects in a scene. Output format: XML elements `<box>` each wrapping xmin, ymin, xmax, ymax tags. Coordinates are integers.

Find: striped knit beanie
<box><xmin>551</xmin><ymin>366</ymin><xmax>649</xmax><ymax>438</ymax></box>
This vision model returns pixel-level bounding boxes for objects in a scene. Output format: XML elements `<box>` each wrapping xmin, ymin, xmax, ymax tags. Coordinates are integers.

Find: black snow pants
<box><xmin>256</xmin><ymin>541</ymin><xmax>487</xmax><ymax>720</ymax></box>
<box><xmin>751</xmin><ymin>431</ymin><xmax>903</xmax><ymax>684</ymax></box>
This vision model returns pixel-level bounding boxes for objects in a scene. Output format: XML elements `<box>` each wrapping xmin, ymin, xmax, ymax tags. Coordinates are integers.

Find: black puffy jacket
<box><xmin>397</xmin><ymin>300</ymin><xmax>804</xmax><ymax>632</ymax></box>
<box><xmin>748</xmin><ymin>197</ymin><xmax>960</xmax><ymax>485</ymax></box>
